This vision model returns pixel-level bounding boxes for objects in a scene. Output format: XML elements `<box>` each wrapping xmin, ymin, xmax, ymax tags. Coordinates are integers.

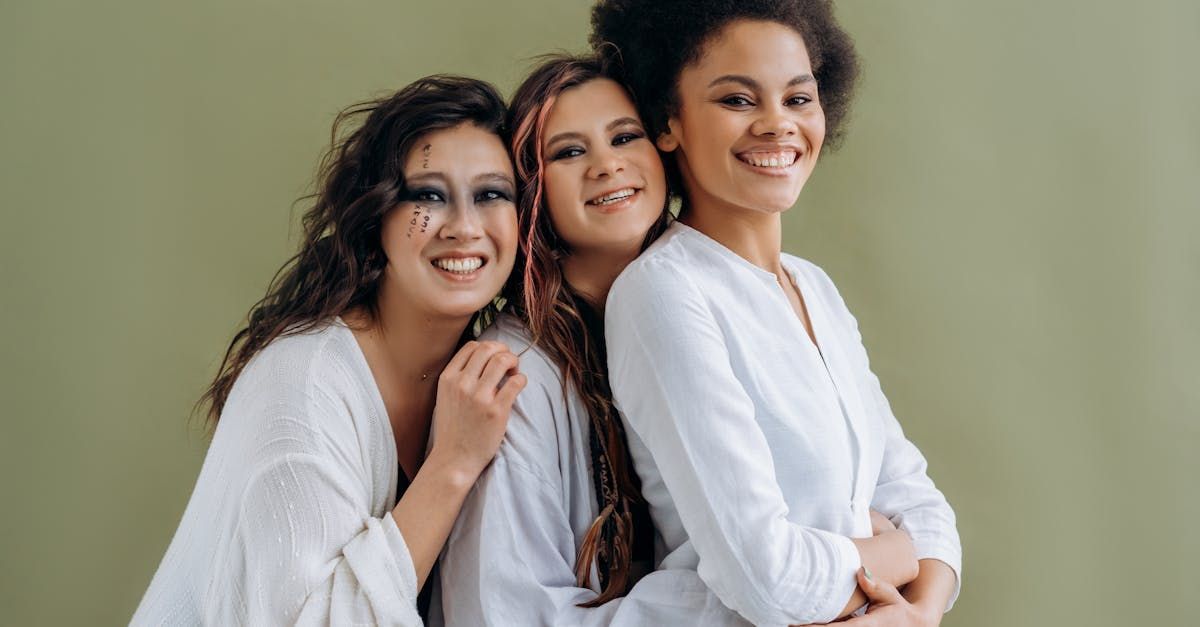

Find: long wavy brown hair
<box><xmin>506</xmin><ymin>54</ymin><xmax>671</xmax><ymax>606</ymax></box>
<box><xmin>197</xmin><ymin>75</ymin><xmax>507</xmax><ymax>432</ymax></box>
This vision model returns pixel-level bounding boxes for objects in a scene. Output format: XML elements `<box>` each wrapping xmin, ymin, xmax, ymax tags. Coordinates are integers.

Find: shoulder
<box><xmin>783</xmin><ymin>254</ymin><xmax>863</xmax><ymax>334</ymax></box>
<box><xmin>784</xmin><ymin>253</ymin><xmax>846</xmax><ymax>302</ymax></box>
<box><xmin>608</xmin><ymin>224</ymin><xmax>712</xmax><ymax>320</ymax></box>
<box><xmin>479</xmin><ymin>313</ymin><xmax>577</xmax><ymax>487</ymax></box>
<box><xmin>478</xmin><ymin>314</ymin><xmax>563</xmax><ymax>391</ymax></box>
<box><xmin>219</xmin><ymin>320</ymin><xmax>376</xmax><ymax>456</ymax></box>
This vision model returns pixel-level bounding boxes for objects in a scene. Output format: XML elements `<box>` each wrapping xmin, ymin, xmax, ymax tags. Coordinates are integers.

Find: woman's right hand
<box><xmin>428</xmin><ymin>340</ymin><xmax>527</xmax><ymax>478</ymax></box>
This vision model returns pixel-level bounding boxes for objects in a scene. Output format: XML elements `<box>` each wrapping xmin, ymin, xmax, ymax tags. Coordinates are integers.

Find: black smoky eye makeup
<box><xmin>549</xmin><ymin>145</ymin><xmax>585</xmax><ymax>161</ymax></box>
<box><xmin>612</xmin><ymin>130</ymin><xmax>646</xmax><ymax>145</ymax></box>
<box><xmin>402</xmin><ymin>188</ymin><xmax>446</xmax><ymax>203</ymax></box>
<box><xmin>474</xmin><ymin>188</ymin><xmax>513</xmax><ymax>203</ymax></box>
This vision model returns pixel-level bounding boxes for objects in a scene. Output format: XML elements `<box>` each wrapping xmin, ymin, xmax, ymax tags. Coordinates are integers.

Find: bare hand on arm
<box><xmin>821</xmin><ymin>518</ymin><xmax>918</xmax><ymax>622</ymax></box>
<box><xmin>837</xmin><ymin>567</ymin><xmax>941</xmax><ymax>627</ymax></box>
<box><xmin>393</xmin><ymin>340</ymin><xmax>528</xmax><ymax>589</ymax></box>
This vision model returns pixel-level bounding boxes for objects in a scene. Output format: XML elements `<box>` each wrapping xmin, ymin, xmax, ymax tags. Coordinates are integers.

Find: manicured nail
<box><xmin>864</xmin><ymin>567</ymin><xmax>874</xmax><ymax>581</ymax></box>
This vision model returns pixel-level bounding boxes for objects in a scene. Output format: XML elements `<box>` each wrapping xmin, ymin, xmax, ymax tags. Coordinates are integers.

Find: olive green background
<box><xmin>2</xmin><ymin>1</ymin><xmax>1196</xmax><ymax>625</ymax></box>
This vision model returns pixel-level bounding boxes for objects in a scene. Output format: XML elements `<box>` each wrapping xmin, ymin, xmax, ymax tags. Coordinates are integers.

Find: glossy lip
<box><xmin>585</xmin><ymin>185</ymin><xmax>643</xmax><ymax>214</ymax></box>
<box><xmin>734</xmin><ymin>143</ymin><xmax>803</xmax><ymax>178</ymax></box>
<box><xmin>428</xmin><ymin>251</ymin><xmax>490</xmax><ymax>283</ymax></box>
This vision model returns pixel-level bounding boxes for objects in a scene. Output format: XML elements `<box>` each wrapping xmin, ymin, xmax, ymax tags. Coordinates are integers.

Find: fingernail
<box><xmin>864</xmin><ymin>567</ymin><xmax>873</xmax><ymax>581</ymax></box>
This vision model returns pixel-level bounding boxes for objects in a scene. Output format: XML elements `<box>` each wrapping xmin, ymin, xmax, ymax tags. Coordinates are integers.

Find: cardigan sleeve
<box><xmin>225</xmin><ymin>451</ymin><xmax>423</xmax><ymax>626</ymax></box>
<box><xmin>438</xmin><ymin>376</ymin><xmax>747</xmax><ymax>626</ymax></box>
<box><xmin>605</xmin><ymin>261</ymin><xmax>862</xmax><ymax>626</ymax></box>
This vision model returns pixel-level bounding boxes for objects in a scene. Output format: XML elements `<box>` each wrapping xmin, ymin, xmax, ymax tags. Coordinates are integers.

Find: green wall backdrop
<box><xmin>2</xmin><ymin>1</ymin><xmax>1196</xmax><ymax>625</ymax></box>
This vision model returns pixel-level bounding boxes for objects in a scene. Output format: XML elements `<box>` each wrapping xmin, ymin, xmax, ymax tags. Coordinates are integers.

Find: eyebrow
<box><xmin>706</xmin><ymin>74</ymin><xmax>816</xmax><ymax>90</ymax></box>
<box><xmin>405</xmin><ymin>171</ymin><xmax>515</xmax><ymax>189</ymax></box>
<box><xmin>544</xmin><ymin>116</ymin><xmax>645</xmax><ymax>148</ymax></box>
<box><xmin>473</xmin><ymin>172</ymin><xmax>516</xmax><ymax>188</ymax></box>
<box><xmin>404</xmin><ymin>172</ymin><xmax>447</xmax><ymax>186</ymax></box>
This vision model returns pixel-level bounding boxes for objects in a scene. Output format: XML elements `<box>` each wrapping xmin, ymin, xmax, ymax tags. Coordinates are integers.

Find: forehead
<box><xmin>544</xmin><ymin>78</ymin><xmax>639</xmax><ymax>136</ymax></box>
<box><xmin>403</xmin><ymin>123</ymin><xmax>511</xmax><ymax>175</ymax></box>
<box><xmin>688</xmin><ymin>19</ymin><xmax>814</xmax><ymax>82</ymax></box>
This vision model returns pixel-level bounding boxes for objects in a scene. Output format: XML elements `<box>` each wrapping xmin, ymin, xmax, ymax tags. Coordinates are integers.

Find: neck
<box><xmin>679</xmin><ymin>199</ymin><xmax>786</xmax><ymax>276</ymax></box>
<box><xmin>561</xmin><ymin>244</ymin><xmax>642</xmax><ymax>313</ymax></box>
<box><xmin>367</xmin><ymin>280</ymin><xmax>470</xmax><ymax>385</ymax></box>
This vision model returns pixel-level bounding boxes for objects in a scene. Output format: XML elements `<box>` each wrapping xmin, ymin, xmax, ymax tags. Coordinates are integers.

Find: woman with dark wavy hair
<box><xmin>132</xmin><ymin>75</ymin><xmax>526</xmax><ymax>626</ymax></box>
<box><xmin>593</xmin><ymin>1</ymin><xmax>963</xmax><ymax>625</ymax></box>
<box><xmin>436</xmin><ymin>55</ymin><xmax>743</xmax><ymax>625</ymax></box>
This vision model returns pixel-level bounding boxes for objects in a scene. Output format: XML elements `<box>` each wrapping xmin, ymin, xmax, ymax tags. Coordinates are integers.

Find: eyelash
<box><xmin>719</xmin><ymin>94</ymin><xmax>813</xmax><ymax>107</ymax></box>
<box><xmin>475</xmin><ymin>189</ymin><xmax>511</xmax><ymax>203</ymax></box>
<box><xmin>550</xmin><ymin>131</ymin><xmax>646</xmax><ymax>161</ymax></box>
<box><xmin>409</xmin><ymin>189</ymin><xmax>511</xmax><ymax>204</ymax></box>
<box><xmin>412</xmin><ymin>189</ymin><xmax>444</xmax><ymax>203</ymax></box>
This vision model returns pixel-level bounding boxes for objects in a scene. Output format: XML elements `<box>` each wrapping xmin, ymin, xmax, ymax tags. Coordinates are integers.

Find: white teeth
<box><xmin>740</xmin><ymin>151</ymin><xmax>797</xmax><ymax>168</ymax></box>
<box><xmin>432</xmin><ymin>257</ymin><xmax>483</xmax><ymax>273</ymax></box>
<box><xmin>590</xmin><ymin>188</ymin><xmax>636</xmax><ymax>205</ymax></box>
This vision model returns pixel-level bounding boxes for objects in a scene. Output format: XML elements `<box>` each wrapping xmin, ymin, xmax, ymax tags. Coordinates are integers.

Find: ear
<box><xmin>656</xmin><ymin>116</ymin><xmax>682</xmax><ymax>152</ymax></box>
<box><xmin>656</xmin><ymin>132</ymin><xmax>679</xmax><ymax>152</ymax></box>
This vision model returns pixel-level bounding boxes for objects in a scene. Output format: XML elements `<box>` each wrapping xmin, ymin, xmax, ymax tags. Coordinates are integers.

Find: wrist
<box><xmin>904</xmin><ymin>595</ymin><xmax>944</xmax><ymax>625</ymax></box>
<box><xmin>423</xmin><ymin>447</ymin><xmax>482</xmax><ymax>493</ymax></box>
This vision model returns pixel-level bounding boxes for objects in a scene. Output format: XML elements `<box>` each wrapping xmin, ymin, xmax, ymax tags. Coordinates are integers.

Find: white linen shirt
<box><xmin>132</xmin><ymin>320</ymin><xmax>422</xmax><ymax>626</ymax></box>
<box><xmin>436</xmin><ymin>314</ymin><xmax>749</xmax><ymax>626</ymax></box>
<box><xmin>605</xmin><ymin>222</ymin><xmax>962</xmax><ymax>626</ymax></box>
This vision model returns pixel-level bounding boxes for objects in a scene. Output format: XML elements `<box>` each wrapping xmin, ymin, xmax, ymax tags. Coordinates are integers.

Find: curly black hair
<box><xmin>590</xmin><ymin>0</ymin><xmax>860</xmax><ymax>151</ymax></box>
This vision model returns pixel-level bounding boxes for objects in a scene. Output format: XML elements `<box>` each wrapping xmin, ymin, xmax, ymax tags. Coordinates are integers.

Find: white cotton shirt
<box><xmin>435</xmin><ymin>313</ymin><xmax>750</xmax><ymax>627</ymax></box>
<box><xmin>605</xmin><ymin>222</ymin><xmax>963</xmax><ymax>627</ymax></box>
<box><xmin>132</xmin><ymin>319</ymin><xmax>423</xmax><ymax>626</ymax></box>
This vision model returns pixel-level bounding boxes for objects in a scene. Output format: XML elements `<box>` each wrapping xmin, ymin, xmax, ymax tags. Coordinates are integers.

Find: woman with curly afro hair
<box><xmin>591</xmin><ymin>1</ymin><xmax>963</xmax><ymax>625</ymax></box>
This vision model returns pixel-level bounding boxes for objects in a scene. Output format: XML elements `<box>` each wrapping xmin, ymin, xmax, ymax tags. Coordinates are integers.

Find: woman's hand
<box><xmin>870</xmin><ymin>510</ymin><xmax>896</xmax><ymax>536</ymax></box>
<box><xmin>427</xmin><ymin>340</ymin><xmax>527</xmax><ymax>478</ymax></box>
<box><xmin>840</xmin><ymin>568</ymin><xmax>942</xmax><ymax>627</ymax></box>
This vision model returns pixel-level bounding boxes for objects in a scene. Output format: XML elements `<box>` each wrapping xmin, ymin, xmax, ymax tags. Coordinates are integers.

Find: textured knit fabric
<box><xmin>132</xmin><ymin>319</ymin><xmax>422</xmax><ymax>626</ymax></box>
<box><xmin>605</xmin><ymin>222</ymin><xmax>963</xmax><ymax>626</ymax></box>
<box><xmin>436</xmin><ymin>314</ymin><xmax>750</xmax><ymax>626</ymax></box>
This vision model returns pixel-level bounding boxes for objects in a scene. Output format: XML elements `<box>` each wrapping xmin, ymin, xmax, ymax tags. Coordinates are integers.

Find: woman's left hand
<box><xmin>840</xmin><ymin>567</ymin><xmax>942</xmax><ymax>627</ymax></box>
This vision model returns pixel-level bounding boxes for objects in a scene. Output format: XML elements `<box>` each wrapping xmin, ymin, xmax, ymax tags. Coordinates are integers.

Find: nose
<box><xmin>438</xmin><ymin>203</ymin><xmax>484</xmax><ymax>241</ymax></box>
<box><xmin>585</xmin><ymin>144</ymin><xmax>626</xmax><ymax>179</ymax></box>
<box><xmin>750</xmin><ymin>102</ymin><xmax>798</xmax><ymax>138</ymax></box>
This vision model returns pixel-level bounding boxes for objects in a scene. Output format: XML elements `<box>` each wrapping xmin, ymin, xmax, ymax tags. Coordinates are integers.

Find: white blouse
<box><xmin>436</xmin><ymin>314</ymin><xmax>749</xmax><ymax>626</ymax></box>
<box><xmin>132</xmin><ymin>320</ymin><xmax>423</xmax><ymax>626</ymax></box>
<box><xmin>605</xmin><ymin>222</ymin><xmax>962</xmax><ymax>626</ymax></box>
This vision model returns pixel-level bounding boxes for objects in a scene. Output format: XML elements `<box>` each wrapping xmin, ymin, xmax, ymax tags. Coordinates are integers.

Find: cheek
<box><xmin>380</xmin><ymin>206</ymin><xmax>434</xmax><ymax>259</ymax></box>
<box><xmin>635</xmin><ymin>151</ymin><xmax>668</xmax><ymax>204</ymax></box>
<box><xmin>485</xmin><ymin>207</ymin><xmax>519</xmax><ymax>257</ymax></box>
<box><xmin>543</xmin><ymin>166</ymin><xmax>578</xmax><ymax>210</ymax></box>
<box><xmin>683</xmin><ymin>116</ymin><xmax>732</xmax><ymax>170</ymax></box>
<box><xmin>543</xmin><ymin>169</ymin><xmax>586</xmax><ymax>238</ymax></box>
<box><xmin>804</xmin><ymin>107</ymin><xmax>827</xmax><ymax>149</ymax></box>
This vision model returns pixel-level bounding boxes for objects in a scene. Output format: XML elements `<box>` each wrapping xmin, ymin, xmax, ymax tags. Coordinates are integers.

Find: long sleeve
<box><xmin>869</xmin><ymin>395</ymin><xmax>963</xmax><ymax>610</ymax></box>
<box><xmin>226</xmin><ymin>452</ymin><xmax>422</xmax><ymax>626</ymax></box>
<box><xmin>807</xmin><ymin>263</ymin><xmax>963</xmax><ymax>610</ymax></box>
<box><xmin>440</xmin><ymin>455</ymin><xmax>744</xmax><ymax>626</ymax></box>
<box><xmin>131</xmin><ymin>324</ymin><xmax>423</xmax><ymax>627</ymax></box>
<box><xmin>605</xmin><ymin>263</ymin><xmax>861</xmax><ymax>626</ymax></box>
<box><xmin>439</xmin><ymin>321</ymin><xmax>747</xmax><ymax>626</ymax></box>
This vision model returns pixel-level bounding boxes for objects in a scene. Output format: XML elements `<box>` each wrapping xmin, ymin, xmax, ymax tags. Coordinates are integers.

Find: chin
<box><xmin>437</xmin><ymin>302</ymin><xmax>492</xmax><ymax>321</ymax></box>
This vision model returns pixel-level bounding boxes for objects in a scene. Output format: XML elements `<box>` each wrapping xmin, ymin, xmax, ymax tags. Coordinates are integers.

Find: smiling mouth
<box><xmin>586</xmin><ymin>187</ymin><xmax>638</xmax><ymax>206</ymax></box>
<box><xmin>736</xmin><ymin>150</ymin><xmax>798</xmax><ymax>169</ymax></box>
<box><xmin>430</xmin><ymin>256</ymin><xmax>485</xmax><ymax>275</ymax></box>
